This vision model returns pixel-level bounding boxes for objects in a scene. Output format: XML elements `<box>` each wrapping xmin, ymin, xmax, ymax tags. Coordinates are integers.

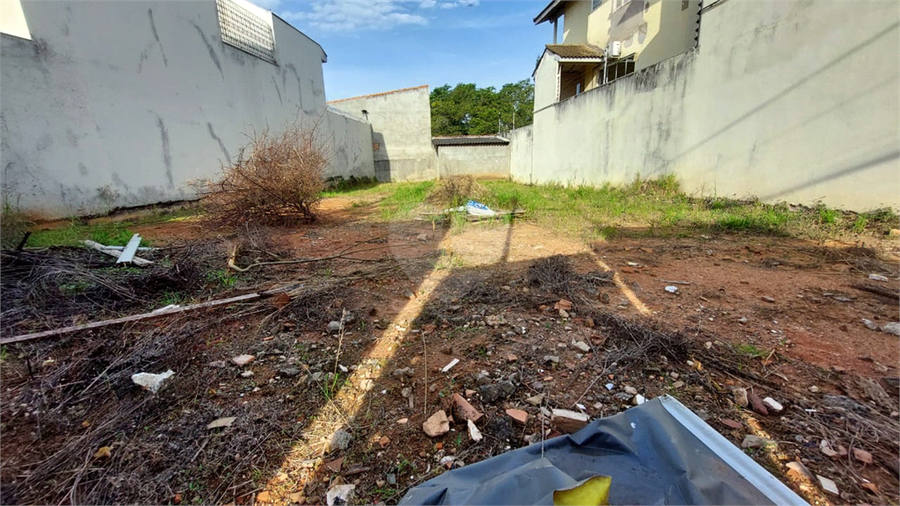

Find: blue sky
<box><xmin>252</xmin><ymin>0</ymin><xmax>552</xmax><ymax>101</ymax></box>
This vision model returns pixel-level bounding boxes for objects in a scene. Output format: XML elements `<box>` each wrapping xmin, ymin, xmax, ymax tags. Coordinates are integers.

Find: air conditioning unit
<box><xmin>608</xmin><ymin>41</ymin><xmax>622</xmax><ymax>57</ymax></box>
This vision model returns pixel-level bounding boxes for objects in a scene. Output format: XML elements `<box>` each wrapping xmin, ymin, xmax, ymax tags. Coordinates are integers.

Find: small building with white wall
<box><xmin>328</xmin><ymin>86</ymin><xmax>436</xmax><ymax>182</ymax></box>
<box><xmin>433</xmin><ymin>136</ymin><xmax>510</xmax><ymax>179</ymax></box>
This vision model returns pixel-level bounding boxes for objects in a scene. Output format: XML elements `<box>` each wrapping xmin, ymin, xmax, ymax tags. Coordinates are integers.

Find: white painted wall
<box><xmin>329</xmin><ymin>86</ymin><xmax>437</xmax><ymax>182</ymax></box>
<box><xmin>436</xmin><ymin>144</ymin><xmax>509</xmax><ymax>179</ymax></box>
<box><xmin>508</xmin><ymin>125</ymin><xmax>533</xmax><ymax>184</ymax></box>
<box><xmin>0</xmin><ymin>0</ymin><xmax>374</xmax><ymax>218</ymax></box>
<box><xmin>325</xmin><ymin>108</ymin><xmax>375</xmax><ymax>181</ymax></box>
<box><xmin>525</xmin><ymin>0</ymin><xmax>900</xmax><ymax>211</ymax></box>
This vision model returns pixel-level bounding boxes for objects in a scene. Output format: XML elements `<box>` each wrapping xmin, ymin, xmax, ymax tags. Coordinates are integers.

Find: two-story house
<box><xmin>532</xmin><ymin>0</ymin><xmax>700</xmax><ymax>109</ymax></box>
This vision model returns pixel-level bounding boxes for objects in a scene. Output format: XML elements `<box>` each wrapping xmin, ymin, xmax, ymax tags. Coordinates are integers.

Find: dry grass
<box><xmin>193</xmin><ymin>121</ymin><xmax>329</xmax><ymax>226</ymax></box>
<box><xmin>425</xmin><ymin>176</ymin><xmax>490</xmax><ymax>208</ymax></box>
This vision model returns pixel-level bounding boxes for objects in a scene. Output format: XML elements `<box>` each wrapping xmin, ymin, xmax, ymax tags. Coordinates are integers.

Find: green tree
<box><xmin>430</xmin><ymin>80</ymin><xmax>534</xmax><ymax>136</ymax></box>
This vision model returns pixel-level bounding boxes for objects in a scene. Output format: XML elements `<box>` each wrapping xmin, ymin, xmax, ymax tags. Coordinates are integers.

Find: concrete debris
<box><xmin>623</xmin><ymin>385</ymin><xmax>638</xmax><ymax>395</ymax></box>
<box><xmin>423</xmin><ymin>410</ymin><xmax>450</xmax><ymax>437</ymax></box>
<box><xmin>572</xmin><ymin>341</ymin><xmax>591</xmax><ymax>353</ymax></box>
<box><xmin>882</xmin><ymin>322</ymin><xmax>900</xmax><ymax>336</ymax></box>
<box><xmin>741</xmin><ymin>435</ymin><xmax>774</xmax><ymax>448</ymax></box>
<box><xmin>206</xmin><ymin>416</ymin><xmax>236</xmax><ymax>429</ymax></box>
<box><xmin>131</xmin><ymin>370</ymin><xmax>174</xmax><ymax>393</ymax></box>
<box><xmin>737</xmin><ymin>316</ymin><xmax>748</xmax><ymax>324</ymax></box>
<box><xmin>862</xmin><ymin>319</ymin><xmax>879</xmax><ymax>330</ymax></box>
<box><xmin>664</xmin><ymin>286</ymin><xmax>679</xmax><ymax>293</ymax></box>
<box><xmin>326</xmin><ymin>484</ymin><xmax>356</xmax><ymax>506</ymax></box>
<box><xmin>392</xmin><ymin>367</ymin><xmax>415</xmax><ymax>378</ymax></box>
<box><xmin>633</xmin><ymin>394</ymin><xmax>646</xmax><ymax>405</ymax></box>
<box><xmin>506</xmin><ymin>408</ymin><xmax>529</xmax><ymax>425</ymax></box>
<box><xmin>397</xmin><ymin>418</ymin><xmax>408</xmax><ymax>425</ymax></box>
<box><xmin>762</xmin><ymin>397</ymin><xmax>783</xmax><ymax>413</ymax></box>
<box><xmin>869</xmin><ymin>273</ymin><xmax>889</xmax><ymax>282</ymax></box>
<box><xmin>479</xmin><ymin>381</ymin><xmax>516</xmax><ymax>403</ymax></box>
<box><xmin>327</xmin><ymin>321</ymin><xmax>342</xmax><ymax>332</ymax></box>
<box><xmin>240</xmin><ymin>370</ymin><xmax>254</xmax><ymax>378</ymax></box>
<box><xmin>543</xmin><ymin>355</ymin><xmax>560</xmax><ymax>364</ymax></box>
<box><xmin>452</xmin><ymin>393</ymin><xmax>483</xmax><ymax>422</ymax></box>
<box><xmin>525</xmin><ymin>394</ymin><xmax>544</xmax><ymax>406</ymax></box>
<box><xmin>231</xmin><ymin>354</ymin><xmax>256</xmax><ymax>366</ymax></box>
<box><xmin>467</xmin><ymin>419</ymin><xmax>483</xmax><ymax>442</ymax></box>
<box><xmin>278</xmin><ymin>366</ymin><xmax>300</xmax><ymax>377</ymax></box>
<box><xmin>721</xmin><ymin>419</ymin><xmax>742</xmax><ymax>430</ymax></box>
<box><xmin>551</xmin><ymin>408</ymin><xmax>589</xmax><ymax>433</ymax></box>
<box><xmin>327</xmin><ymin>429</ymin><xmax>353</xmax><ymax>452</ymax></box>
<box><xmin>207</xmin><ymin>360</ymin><xmax>227</xmax><ymax>368</ymax></box>
<box><xmin>816</xmin><ymin>475</ymin><xmax>839</xmax><ymax>495</ymax></box>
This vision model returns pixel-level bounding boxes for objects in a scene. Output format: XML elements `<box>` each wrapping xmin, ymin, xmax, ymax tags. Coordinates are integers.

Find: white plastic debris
<box><xmin>605</xmin><ymin>383</ymin><xmax>614</xmax><ymax>390</ymax></box>
<box><xmin>131</xmin><ymin>370</ymin><xmax>174</xmax><ymax>393</ymax></box>
<box><xmin>869</xmin><ymin>273</ymin><xmax>889</xmax><ymax>282</ymax></box>
<box><xmin>467</xmin><ymin>419</ymin><xmax>483</xmax><ymax>442</ymax></box>
<box><xmin>465</xmin><ymin>200</ymin><xmax>496</xmax><ymax>217</ymax></box>
<box><xmin>441</xmin><ymin>358</ymin><xmax>460</xmax><ymax>373</ymax></box>
<box><xmin>665</xmin><ymin>286</ymin><xmax>679</xmax><ymax>293</ymax></box>
<box><xmin>633</xmin><ymin>394</ymin><xmax>646</xmax><ymax>405</ymax></box>
<box><xmin>326</xmin><ymin>484</ymin><xmax>356</xmax><ymax>506</ymax></box>
<box><xmin>817</xmin><ymin>475</ymin><xmax>839</xmax><ymax>495</ymax></box>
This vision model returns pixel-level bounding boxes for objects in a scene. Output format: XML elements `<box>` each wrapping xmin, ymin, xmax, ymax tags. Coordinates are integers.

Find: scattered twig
<box><xmin>659</xmin><ymin>279</ymin><xmax>691</xmax><ymax>285</ymax></box>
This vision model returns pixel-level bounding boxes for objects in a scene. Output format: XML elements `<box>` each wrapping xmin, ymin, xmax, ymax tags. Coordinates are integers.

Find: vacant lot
<box><xmin>2</xmin><ymin>179</ymin><xmax>898</xmax><ymax>505</ymax></box>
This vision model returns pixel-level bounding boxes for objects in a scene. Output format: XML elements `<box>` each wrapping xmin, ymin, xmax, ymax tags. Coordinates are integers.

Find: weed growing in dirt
<box><xmin>378</xmin><ymin>181</ymin><xmax>435</xmax><ymax>220</ymax></box>
<box><xmin>205</xmin><ymin>269</ymin><xmax>238</xmax><ymax>289</ymax></box>
<box><xmin>24</xmin><ymin>207</ymin><xmax>199</xmax><ymax>248</ymax></box>
<box><xmin>322</xmin><ymin>175</ymin><xmax>379</xmax><ymax>196</ymax></box>
<box><xmin>0</xmin><ymin>202</ymin><xmax>33</xmax><ymax>249</ymax></box>
<box><xmin>735</xmin><ymin>343</ymin><xmax>766</xmax><ymax>358</ymax></box>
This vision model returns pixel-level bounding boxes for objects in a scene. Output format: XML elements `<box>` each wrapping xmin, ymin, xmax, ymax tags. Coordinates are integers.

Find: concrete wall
<box><xmin>0</xmin><ymin>0</ymin><xmax>373</xmax><ymax>218</ymax></box>
<box><xmin>324</xmin><ymin>108</ymin><xmax>376</xmax><ymax>181</ymax></box>
<box><xmin>524</xmin><ymin>0</ymin><xmax>900</xmax><ymax>211</ymax></box>
<box><xmin>508</xmin><ymin>126</ymin><xmax>533</xmax><ymax>184</ymax></box>
<box><xmin>436</xmin><ymin>144</ymin><xmax>509</xmax><ymax>179</ymax></box>
<box><xmin>329</xmin><ymin>86</ymin><xmax>436</xmax><ymax>183</ymax></box>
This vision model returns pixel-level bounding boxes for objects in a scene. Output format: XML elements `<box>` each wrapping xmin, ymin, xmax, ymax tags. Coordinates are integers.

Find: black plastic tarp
<box><xmin>400</xmin><ymin>396</ymin><xmax>807</xmax><ymax>505</ymax></box>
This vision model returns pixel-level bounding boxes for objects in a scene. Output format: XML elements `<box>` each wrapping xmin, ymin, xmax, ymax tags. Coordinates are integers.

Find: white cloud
<box><xmin>280</xmin><ymin>0</ymin><xmax>428</xmax><ymax>32</ymax></box>
<box><xmin>419</xmin><ymin>0</ymin><xmax>438</xmax><ymax>8</ymax></box>
<box><xmin>438</xmin><ymin>0</ymin><xmax>479</xmax><ymax>9</ymax></box>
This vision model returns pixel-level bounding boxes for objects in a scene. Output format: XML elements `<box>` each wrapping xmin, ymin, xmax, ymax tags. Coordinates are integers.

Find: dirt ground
<box><xmin>1</xmin><ymin>196</ymin><xmax>898</xmax><ymax>505</ymax></box>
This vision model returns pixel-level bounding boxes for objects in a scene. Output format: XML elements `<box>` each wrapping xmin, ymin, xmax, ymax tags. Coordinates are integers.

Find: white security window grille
<box><xmin>215</xmin><ymin>0</ymin><xmax>276</xmax><ymax>64</ymax></box>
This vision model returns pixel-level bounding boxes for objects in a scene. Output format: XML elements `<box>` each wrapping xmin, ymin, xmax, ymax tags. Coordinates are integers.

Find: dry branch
<box><xmin>1</xmin><ymin>293</ymin><xmax>262</xmax><ymax>345</ymax></box>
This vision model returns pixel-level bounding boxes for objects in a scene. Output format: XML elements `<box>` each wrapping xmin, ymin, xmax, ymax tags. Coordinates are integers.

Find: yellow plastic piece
<box><xmin>553</xmin><ymin>475</ymin><xmax>612</xmax><ymax>506</ymax></box>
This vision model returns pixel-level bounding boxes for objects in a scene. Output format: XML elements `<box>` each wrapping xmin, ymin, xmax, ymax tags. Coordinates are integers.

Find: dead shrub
<box><xmin>193</xmin><ymin>121</ymin><xmax>328</xmax><ymax>226</ymax></box>
<box><xmin>426</xmin><ymin>175</ymin><xmax>489</xmax><ymax>207</ymax></box>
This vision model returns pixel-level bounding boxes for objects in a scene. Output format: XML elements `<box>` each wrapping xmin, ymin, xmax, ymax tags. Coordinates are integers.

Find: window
<box><xmin>613</xmin><ymin>0</ymin><xmax>631</xmax><ymax>11</ymax></box>
<box><xmin>591</xmin><ymin>0</ymin><xmax>602</xmax><ymax>10</ymax></box>
<box><xmin>216</xmin><ymin>0</ymin><xmax>276</xmax><ymax>64</ymax></box>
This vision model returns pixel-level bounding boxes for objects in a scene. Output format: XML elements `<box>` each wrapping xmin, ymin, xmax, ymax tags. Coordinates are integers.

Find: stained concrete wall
<box><xmin>0</xmin><ymin>0</ymin><xmax>373</xmax><ymax>218</ymax></box>
<box><xmin>324</xmin><ymin>107</ymin><xmax>375</xmax><ymax>181</ymax></box>
<box><xmin>329</xmin><ymin>86</ymin><xmax>436</xmax><ymax>183</ymax></box>
<box><xmin>524</xmin><ymin>0</ymin><xmax>900</xmax><ymax>211</ymax></box>
<box><xmin>508</xmin><ymin>126</ymin><xmax>533</xmax><ymax>184</ymax></box>
<box><xmin>436</xmin><ymin>144</ymin><xmax>509</xmax><ymax>179</ymax></box>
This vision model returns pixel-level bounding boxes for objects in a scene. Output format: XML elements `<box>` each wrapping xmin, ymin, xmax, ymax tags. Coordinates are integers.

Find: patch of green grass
<box><xmin>851</xmin><ymin>214</ymin><xmax>868</xmax><ymax>233</ymax></box>
<box><xmin>26</xmin><ymin>207</ymin><xmax>200</xmax><ymax>248</ymax></box>
<box><xmin>736</xmin><ymin>343</ymin><xmax>766</xmax><ymax>358</ymax></box>
<box><xmin>0</xmin><ymin>345</ymin><xmax>8</xmax><ymax>362</ymax></box>
<box><xmin>321</xmin><ymin>176</ymin><xmax>379</xmax><ymax>196</ymax></box>
<box><xmin>205</xmin><ymin>269</ymin><xmax>237</xmax><ymax>289</ymax></box>
<box><xmin>377</xmin><ymin>181</ymin><xmax>435</xmax><ymax>220</ymax></box>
